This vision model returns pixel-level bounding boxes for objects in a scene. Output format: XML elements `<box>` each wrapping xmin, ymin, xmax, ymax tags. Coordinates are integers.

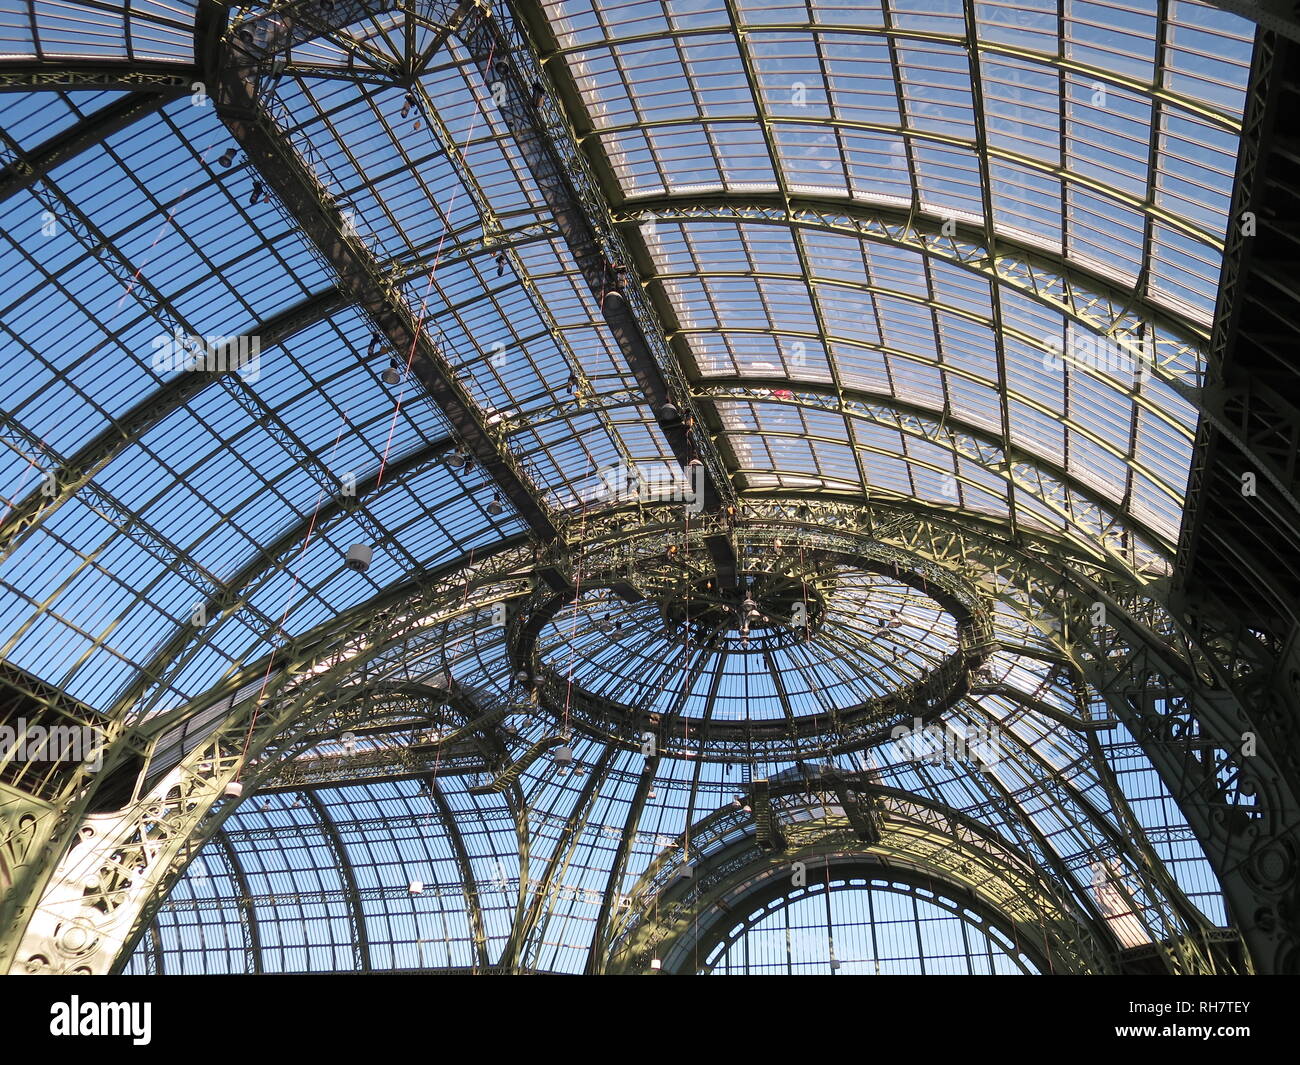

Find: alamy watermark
<box><xmin>151</xmin><ymin>326</ymin><xmax>260</xmax><ymax>382</ymax></box>
<box><xmin>1041</xmin><ymin>324</ymin><xmax>1154</xmax><ymax>379</ymax></box>
<box><xmin>888</xmin><ymin>717</ymin><xmax>1004</xmax><ymax>771</ymax></box>
<box><xmin>0</xmin><ymin>718</ymin><xmax>105</xmax><ymax>772</ymax></box>
<box><xmin>597</xmin><ymin>461</ymin><xmax>704</xmax><ymax>513</ymax></box>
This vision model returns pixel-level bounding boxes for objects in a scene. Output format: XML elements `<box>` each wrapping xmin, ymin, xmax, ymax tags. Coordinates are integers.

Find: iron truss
<box><xmin>1</xmin><ymin>496</ymin><xmax>1291</xmax><ymax>972</ymax></box>
<box><xmin>0</xmin><ymin>0</ymin><xmax>1295</xmax><ymax>976</ymax></box>
<box><xmin>600</xmin><ymin>774</ymin><xmax>1227</xmax><ymax>975</ymax></box>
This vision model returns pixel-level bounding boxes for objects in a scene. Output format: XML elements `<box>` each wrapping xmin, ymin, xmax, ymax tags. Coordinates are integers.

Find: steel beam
<box><xmin>206</xmin><ymin>10</ymin><xmax>560</xmax><ymax>542</ymax></box>
<box><xmin>0</xmin><ymin>61</ymin><xmax>197</xmax><ymax>93</ymax></box>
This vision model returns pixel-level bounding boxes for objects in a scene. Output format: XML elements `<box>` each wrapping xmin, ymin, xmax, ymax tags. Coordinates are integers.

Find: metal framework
<box><xmin>0</xmin><ymin>0</ymin><xmax>1296</xmax><ymax>977</ymax></box>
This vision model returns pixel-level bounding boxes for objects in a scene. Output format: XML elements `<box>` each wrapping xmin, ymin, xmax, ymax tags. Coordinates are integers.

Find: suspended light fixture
<box><xmin>530</xmin><ymin>81</ymin><xmax>545</xmax><ymax>108</ymax></box>
<box><xmin>382</xmin><ymin>359</ymin><xmax>401</xmax><ymax>384</ymax></box>
<box><xmin>223</xmin><ymin>781</ymin><xmax>244</xmax><ymax>799</ymax></box>
<box><xmin>401</xmin><ymin>91</ymin><xmax>417</xmax><ymax>119</ymax></box>
<box><xmin>218</xmin><ymin>147</ymin><xmax>238</xmax><ymax>168</ymax></box>
<box><xmin>345</xmin><ymin>543</ymin><xmax>373</xmax><ymax>572</ymax></box>
<box><xmin>658</xmin><ymin>401</ymin><xmax>679</xmax><ymax>421</ymax></box>
<box><xmin>408</xmin><ymin>880</ymin><xmax>425</xmax><ymax>895</ymax></box>
<box><xmin>487</xmin><ymin>494</ymin><xmax>505</xmax><ymax>516</ymax></box>
<box><xmin>495</xmin><ymin>250</ymin><xmax>508</xmax><ymax>277</ymax></box>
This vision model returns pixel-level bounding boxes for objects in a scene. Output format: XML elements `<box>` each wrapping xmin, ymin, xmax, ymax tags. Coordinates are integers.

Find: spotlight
<box><xmin>368</xmin><ymin>334</ymin><xmax>384</xmax><ymax>359</ymax></box>
<box><xmin>487</xmin><ymin>494</ymin><xmax>505</xmax><ymax>516</ymax></box>
<box><xmin>531</xmin><ymin>81</ymin><xmax>544</xmax><ymax>108</ymax></box>
<box><xmin>401</xmin><ymin>91</ymin><xmax>417</xmax><ymax>119</ymax></box>
<box><xmin>659</xmin><ymin>402</ymin><xmax>680</xmax><ymax>421</ymax></box>
<box><xmin>249</xmin><ymin>180</ymin><xmax>265</xmax><ymax>206</ymax></box>
<box><xmin>496</xmin><ymin>251</ymin><xmax>508</xmax><ymax>277</ymax></box>
<box><xmin>218</xmin><ymin>147</ymin><xmax>238</xmax><ymax>168</ymax></box>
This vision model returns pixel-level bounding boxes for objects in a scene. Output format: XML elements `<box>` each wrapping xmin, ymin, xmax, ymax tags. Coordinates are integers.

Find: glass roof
<box><xmin>0</xmin><ymin>0</ymin><xmax>1255</xmax><ymax>974</ymax></box>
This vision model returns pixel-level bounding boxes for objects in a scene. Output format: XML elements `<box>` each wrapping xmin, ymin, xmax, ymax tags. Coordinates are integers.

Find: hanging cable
<box><xmin>376</xmin><ymin>42</ymin><xmax>496</xmax><ymax>488</ymax></box>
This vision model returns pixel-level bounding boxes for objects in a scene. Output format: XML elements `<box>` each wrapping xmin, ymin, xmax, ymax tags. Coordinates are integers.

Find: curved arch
<box><xmin>619</xmin><ymin>195</ymin><xmax>1210</xmax><ymax>390</ymax></box>
<box><xmin>604</xmin><ymin>780</ymin><xmax>1115</xmax><ymax>974</ymax></box>
<box><xmin>699</xmin><ymin>379</ymin><xmax>1172</xmax><ymax>561</ymax></box>
<box><xmin>683</xmin><ymin>864</ymin><xmax>1046</xmax><ymax>975</ymax></box>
